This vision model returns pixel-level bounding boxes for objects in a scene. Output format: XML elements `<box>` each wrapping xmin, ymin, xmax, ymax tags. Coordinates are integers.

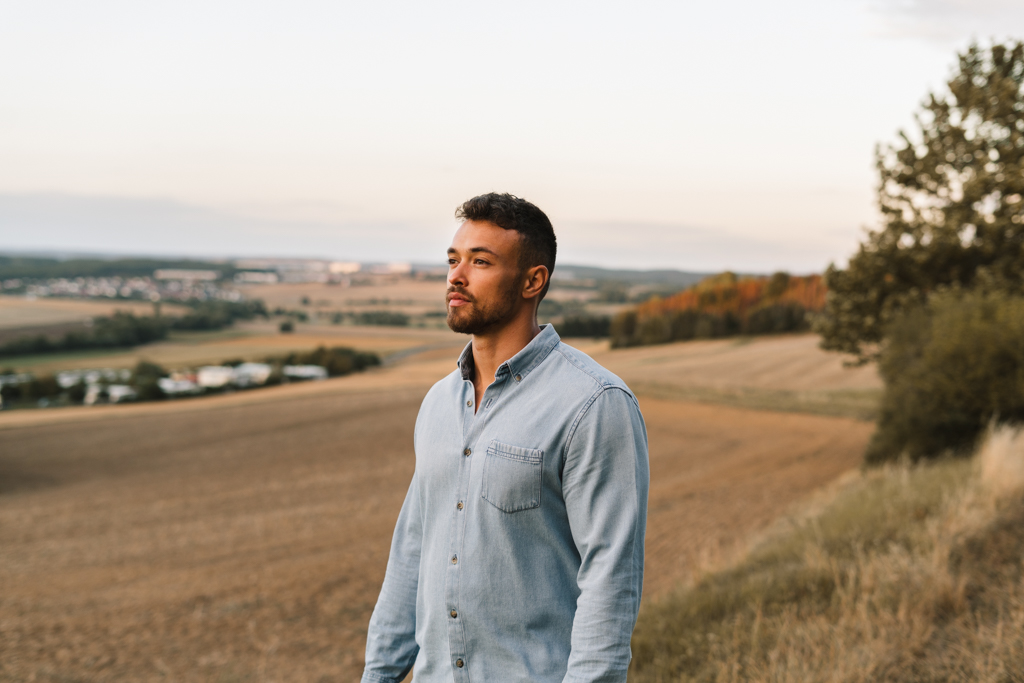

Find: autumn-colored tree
<box><xmin>610</xmin><ymin>272</ymin><xmax>824</xmax><ymax>348</ymax></box>
<box><xmin>817</xmin><ymin>41</ymin><xmax>1024</xmax><ymax>363</ymax></box>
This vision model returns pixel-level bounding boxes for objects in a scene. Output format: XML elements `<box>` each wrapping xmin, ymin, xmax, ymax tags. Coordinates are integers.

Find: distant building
<box><xmin>283</xmin><ymin>365</ymin><xmax>328</xmax><ymax>381</ymax></box>
<box><xmin>330</xmin><ymin>261</ymin><xmax>362</xmax><ymax>275</ymax></box>
<box><xmin>157</xmin><ymin>377</ymin><xmax>202</xmax><ymax>396</ymax></box>
<box><xmin>85</xmin><ymin>384</ymin><xmax>138</xmax><ymax>405</ymax></box>
<box><xmin>196</xmin><ymin>366</ymin><xmax>235</xmax><ymax>388</ymax></box>
<box><xmin>234</xmin><ymin>271</ymin><xmax>280</xmax><ymax>284</ymax></box>
<box><xmin>233</xmin><ymin>362</ymin><xmax>272</xmax><ymax>387</ymax></box>
<box><xmin>57</xmin><ymin>368</ymin><xmax>130</xmax><ymax>388</ymax></box>
<box><xmin>154</xmin><ymin>269</ymin><xmax>220</xmax><ymax>281</ymax></box>
<box><xmin>368</xmin><ymin>262</ymin><xmax>412</xmax><ymax>275</ymax></box>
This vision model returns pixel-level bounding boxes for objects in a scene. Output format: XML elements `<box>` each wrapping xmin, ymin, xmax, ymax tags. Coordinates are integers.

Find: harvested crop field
<box><xmin>0</xmin><ymin>296</ymin><xmax>189</xmax><ymax>330</ymax></box>
<box><xmin>0</xmin><ymin>337</ymin><xmax>873</xmax><ymax>682</ymax></box>
<box><xmin>6</xmin><ymin>323</ymin><xmax>465</xmax><ymax>375</ymax></box>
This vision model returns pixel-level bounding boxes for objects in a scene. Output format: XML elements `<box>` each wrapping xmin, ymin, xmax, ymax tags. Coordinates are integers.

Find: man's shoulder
<box><xmin>546</xmin><ymin>341</ymin><xmax>633</xmax><ymax>397</ymax></box>
<box><xmin>422</xmin><ymin>367</ymin><xmax>463</xmax><ymax>402</ymax></box>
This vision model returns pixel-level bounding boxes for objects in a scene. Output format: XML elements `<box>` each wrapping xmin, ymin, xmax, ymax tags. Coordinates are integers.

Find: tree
<box><xmin>817</xmin><ymin>41</ymin><xmax>1024</xmax><ymax>363</ymax></box>
<box><xmin>867</xmin><ymin>291</ymin><xmax>1024</xmax><ymax>463</ymax></box>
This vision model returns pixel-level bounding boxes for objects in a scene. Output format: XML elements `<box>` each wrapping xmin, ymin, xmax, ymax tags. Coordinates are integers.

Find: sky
<box><xmin>2</xmin><ymin>0</ymin><xmax>1024</xmax><ymax>273</ymax></box>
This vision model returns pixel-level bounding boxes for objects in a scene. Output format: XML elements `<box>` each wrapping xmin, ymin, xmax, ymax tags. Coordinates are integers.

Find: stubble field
<box><xmin>1</xmin><ymin>330</ymin><xmax>877</xmax><ymax>682</ymax></box>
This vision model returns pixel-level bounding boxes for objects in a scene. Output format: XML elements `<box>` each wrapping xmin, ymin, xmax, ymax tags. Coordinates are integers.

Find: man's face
<box><xmin>446</xmin><ymin>220</ymin><xmax>525</xmax><ymax>335</ymax></box>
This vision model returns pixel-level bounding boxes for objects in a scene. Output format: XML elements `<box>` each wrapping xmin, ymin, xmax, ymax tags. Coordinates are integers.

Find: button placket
<box><xmin>446</xmin><ymin>382</ymin><xmax>476</xmax><ymax>681</ymax></box>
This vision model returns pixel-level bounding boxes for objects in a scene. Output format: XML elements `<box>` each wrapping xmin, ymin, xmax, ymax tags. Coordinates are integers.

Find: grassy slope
<box><xmin>630</xmin><ymin>428</ymin><xmax>1024</xmax><ymax>682</ymax></box>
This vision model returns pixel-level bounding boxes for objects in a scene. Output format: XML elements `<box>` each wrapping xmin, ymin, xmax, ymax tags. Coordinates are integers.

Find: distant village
<box><xmin>0</xmin><ymin>257</ymin><xmax>427</xmax><ymax>302</ymax></box>
<box><xmin>0</xmin><ymin>257</ymin><xmax>408</xmax><ymax>410</ymax></box>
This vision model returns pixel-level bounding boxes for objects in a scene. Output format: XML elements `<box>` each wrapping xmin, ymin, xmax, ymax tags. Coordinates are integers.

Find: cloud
<box><xmin>868</xmin><ymin>0</ymin><xmax>1024</xmax><ymax>44</ymax></box>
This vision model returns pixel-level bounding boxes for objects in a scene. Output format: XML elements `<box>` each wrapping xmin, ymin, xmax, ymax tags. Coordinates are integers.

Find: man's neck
<box><xmin>470</xmin><ymin>318</ymin><xmax>542</xmax><ymax>409</ymax></box>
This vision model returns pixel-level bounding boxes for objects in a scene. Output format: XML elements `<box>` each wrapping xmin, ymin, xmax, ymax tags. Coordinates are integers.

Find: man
<box><xmin>362</xmin><ymin>193</ymin><xmax>649</xmax><ymax>683</ymax></box>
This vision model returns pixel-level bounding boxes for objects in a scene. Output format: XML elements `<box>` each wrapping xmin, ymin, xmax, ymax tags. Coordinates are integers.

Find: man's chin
<box><xmin>446</xmin><ymin>309</ymin><xmax>476</xmax><ymax>335</ymax></box>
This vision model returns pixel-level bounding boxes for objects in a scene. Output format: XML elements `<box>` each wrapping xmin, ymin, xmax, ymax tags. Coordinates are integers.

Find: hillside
<box><xmin>630</xmin><ymin>427</ymin><xmax>1024</xmax><ymax>681</ymax></box>
<box><xmin>0</xmin><ymin>332</ymin><xmax>873</xmax><ymax>681</ymax></box>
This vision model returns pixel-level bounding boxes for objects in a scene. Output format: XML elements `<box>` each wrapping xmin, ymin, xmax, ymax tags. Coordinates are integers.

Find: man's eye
<box><xmin>475</xmin><ymin>259</ymin><xmax>489</xmax><ymax>265</ymax></box>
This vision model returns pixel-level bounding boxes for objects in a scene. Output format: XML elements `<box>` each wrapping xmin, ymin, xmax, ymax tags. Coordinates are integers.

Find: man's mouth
<box><xmin>447</xmin><ymin>292</ymin><xmax>471</xmax><ymax>307</ymax></box>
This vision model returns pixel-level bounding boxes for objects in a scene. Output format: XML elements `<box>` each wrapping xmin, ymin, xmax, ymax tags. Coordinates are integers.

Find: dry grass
<box><xmin>0</xmin><ymin>337</ymin><xmax>875</xmax><ymax>682</ymax></box>
<box><xmin>630</xmin><ymin>425</ymin><xmax>1024</xmax><ymax>682</ymax></box>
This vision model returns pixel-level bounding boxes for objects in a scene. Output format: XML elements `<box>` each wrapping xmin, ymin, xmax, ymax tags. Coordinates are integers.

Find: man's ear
<box><xmin>522</xmin><ymin>265</ymin><xmax>549</xmax><ymax>300</ymax></box>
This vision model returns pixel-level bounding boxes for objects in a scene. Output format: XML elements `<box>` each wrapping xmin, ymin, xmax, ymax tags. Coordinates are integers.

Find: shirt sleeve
<box><xmin>561</xmin><ymin>387</ymin><xmax>650</xmax><ymax>683</ymax></box>
<box><xmin>362</xmin><ymin>471</ymin><xmax>423</xmax><ymax>683</ymax></box>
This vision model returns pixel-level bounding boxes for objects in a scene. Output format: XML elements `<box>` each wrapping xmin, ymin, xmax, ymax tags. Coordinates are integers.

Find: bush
<box><xmin>354</xmin><ymin>311</ymin><xmax>409</xmax><ymax>327</ymax></box>
<box><xmin>268</xmin><ymin>346</ymin><xmax>380</xmax><ymax>377</ymax></box>
<box><xmin>556</xmin><ymin>315</ymin><xmax>611</xmax><ymax>338</ymax></box>
<box><xmin>171</xmin><ymin>300</ymin><xmax>267</xmax><ymax>331</ymax></box>
<box><xmin>279</xmin><ymin>320</ymin><xmax>294</xmax><ymax>333</ymax></box>
<box><xmin>744</xmin><ymin>302</ymin><xmax>808</xmax><ymax>335</ymax></box>
<box><xmin>867</xmin><ymin>291</ymin><xmax>1024</xmax><ymax>464</ymax></box>
<box><xmin>132</xmin><ymin>361</ymin><xmax>168</xmax><ymax>401</ymax></box>
<box><xmin>610</xmin><ymin>309</ymin><xmax>752</xmax><ymax>348</ymax></box>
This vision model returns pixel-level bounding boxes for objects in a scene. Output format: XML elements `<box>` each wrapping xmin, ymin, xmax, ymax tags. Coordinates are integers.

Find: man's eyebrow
<box><xmin>447</xmin><ymin>246</ymin><xmax>500</xmax><ymax>256</ymax></box>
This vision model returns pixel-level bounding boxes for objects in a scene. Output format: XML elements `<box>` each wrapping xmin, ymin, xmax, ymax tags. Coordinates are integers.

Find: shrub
<box><xmin>867</xmin><ymin>291</ymin><xmax>1024</xmax><ymax>464</ymax></box>
<box><xmin>268</xmin><ymin>346</ymin><xmax>380</xmax><ymax>377</ymax></box>
<box><xmin>171</xmin><ymin>300</ymin><xmax>267</xmax><ymax>331</ymax></box>
<box><xmin>279</xmin><ymin>320</ymin><xmax>294</xmax><ymax>333</ymax></box>
<box><xmin>556</xmin><ymin>315</ymin><xmax>611</xmax><ymax>338</ymax></box>
<box><xmin>354</xmin><ymin>311</ymin><xmax>409</xmax><ymax>327</ymax></box>
<box><xmin>132</xmin><ymin>361</ymin><xmax>168</xmax><ymax>401</ymax></box>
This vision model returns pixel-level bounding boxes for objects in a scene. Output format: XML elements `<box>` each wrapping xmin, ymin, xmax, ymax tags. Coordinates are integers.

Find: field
<box><xmin>0</xmin><ymin>322</ymin><xmax>465</xmax><ymax>375</ymax></box>
<box><xmin>0</xmin><ymin>296</ymin><xmax>191</xmax><ymax>348</ymax></box>
<box><xmin>0</xmin><ymin>330</ymin><xmax>877</xmax><ymax>682</ymax></box>
<box><xmin>0</xmin><ymin>296</ymin><xmax>188</xmax><ymax>331</ymax></box>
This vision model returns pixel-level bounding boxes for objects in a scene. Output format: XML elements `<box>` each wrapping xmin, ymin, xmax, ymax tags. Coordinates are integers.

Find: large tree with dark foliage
<box><xmin>817</xmin><ymin>41</ymin><xmax>1024</xmax><ymax>363</ymax></box>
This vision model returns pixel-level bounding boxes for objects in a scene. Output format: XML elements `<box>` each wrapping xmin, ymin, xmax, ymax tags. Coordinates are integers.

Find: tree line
<box><xmin>608</xmin><ymin>271</ymin><xmax>825</xmax><ymax>348</ymax></box>
<box><xmin>0</xmin><ymin>300</ymin><xmax>268</xmax><ymax>359</ymax></box>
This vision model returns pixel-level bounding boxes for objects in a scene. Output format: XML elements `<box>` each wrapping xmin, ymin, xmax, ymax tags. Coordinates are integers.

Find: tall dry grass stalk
<box><xmin>978</xmin><ymin>423</ymin><xmax>1024</xmax><ymax>501</ymax></box>
<box><xmin>630</xmin><ymin>427</ymin><xmax>1024</xmax><ymax>682</ymax></box>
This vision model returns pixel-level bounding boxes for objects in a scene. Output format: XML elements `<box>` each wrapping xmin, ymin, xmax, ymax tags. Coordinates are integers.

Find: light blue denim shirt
<box><xmin>362</xmin><ymin>324</ymin><xmax>649</xmax><ymax>683</ymax></box>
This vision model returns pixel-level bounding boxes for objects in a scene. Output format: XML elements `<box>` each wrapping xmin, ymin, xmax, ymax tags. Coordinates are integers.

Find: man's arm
<box><xmin>561</xmin><ymin>387</ymin><xmax>650</xmax><ymax>683</ymax></box>
<box><xmin>362</xmin><ymin>471</ymin><xmax>423</xmax><ymax>683</ymax></box>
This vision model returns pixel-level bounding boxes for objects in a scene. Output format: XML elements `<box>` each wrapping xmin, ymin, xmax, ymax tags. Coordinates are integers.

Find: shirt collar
<box><xmin>456</xmin><ymin>324</ymin><xmax>561</xmax><ymax>384</ymax></box>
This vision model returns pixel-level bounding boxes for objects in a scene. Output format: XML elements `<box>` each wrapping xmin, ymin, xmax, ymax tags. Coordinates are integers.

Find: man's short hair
<box><xmin>456</xmin><ymin>193</ymin><xmax>557</xmax><ymax>299</ymax></box>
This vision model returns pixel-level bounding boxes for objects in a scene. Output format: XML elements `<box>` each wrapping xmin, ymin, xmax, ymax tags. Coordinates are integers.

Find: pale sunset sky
<box><xmin>2</xmin><ymin>0</ymin><xmax>1023</xmax><ymax>272</ymax></box>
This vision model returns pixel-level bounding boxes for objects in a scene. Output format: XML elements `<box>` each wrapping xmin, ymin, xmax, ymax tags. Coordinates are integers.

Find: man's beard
<box><xmin>446</xmin><ymin>280</ymin><xmax>521</xmax><ymax>335</ymax></box>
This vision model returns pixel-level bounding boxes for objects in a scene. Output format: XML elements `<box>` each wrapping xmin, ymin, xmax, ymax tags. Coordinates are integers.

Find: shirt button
<box><xmin>450</xmin><ymin>609</ymin><xmax>458</xmax><ymax>618</ymax></box>
<box><xmin>456</xmin><ymin>659</ymin><xmax>464</xmax><ymax>668</ymax></box>
<box><xmin>514</xmin><ymin>374</ymin><xmax>522</xmax><ymax>382</ymax></box>
<box><xmin>466</xmin><ymin>400</ymin><xmax>472</xmax><ymax>406</ymax></box>
<box><xmin>451</xmin><ymin>555</ymin><xmax>458</xmax><ymax>564</ymax></box>
<box><xmin>463</xmin><ymin>448</ymin><xmax>471</xmax><ymax>456</ymax></box>
<box><xmin>456</xmin><ymin>501</ymin><xmax>464</xmax><ymax>510</ymax></box>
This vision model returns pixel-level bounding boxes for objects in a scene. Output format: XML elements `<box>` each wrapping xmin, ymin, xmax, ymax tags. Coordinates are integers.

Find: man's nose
<box><xmin>448</xmin><ymin>260</ymin><xmax>468</xmax><ymax>287</ymax></box>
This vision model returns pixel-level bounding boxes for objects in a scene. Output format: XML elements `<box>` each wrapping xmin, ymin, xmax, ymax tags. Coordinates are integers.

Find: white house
<box><xmin>283</xmin><ymin>365</ymin><xmax>328</xmax><ymax>381</ymax></box>
<box><xmin>197</xmin><ymin>366</ymin><xmax>235</xmax><ymax>388</ymax></box>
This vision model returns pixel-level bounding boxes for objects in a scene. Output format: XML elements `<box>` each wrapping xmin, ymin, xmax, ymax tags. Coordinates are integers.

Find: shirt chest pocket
<box><xmin>481</xmin><ymin>440</ymin><xmax>544</xmax><ymax>513</ymax></box>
